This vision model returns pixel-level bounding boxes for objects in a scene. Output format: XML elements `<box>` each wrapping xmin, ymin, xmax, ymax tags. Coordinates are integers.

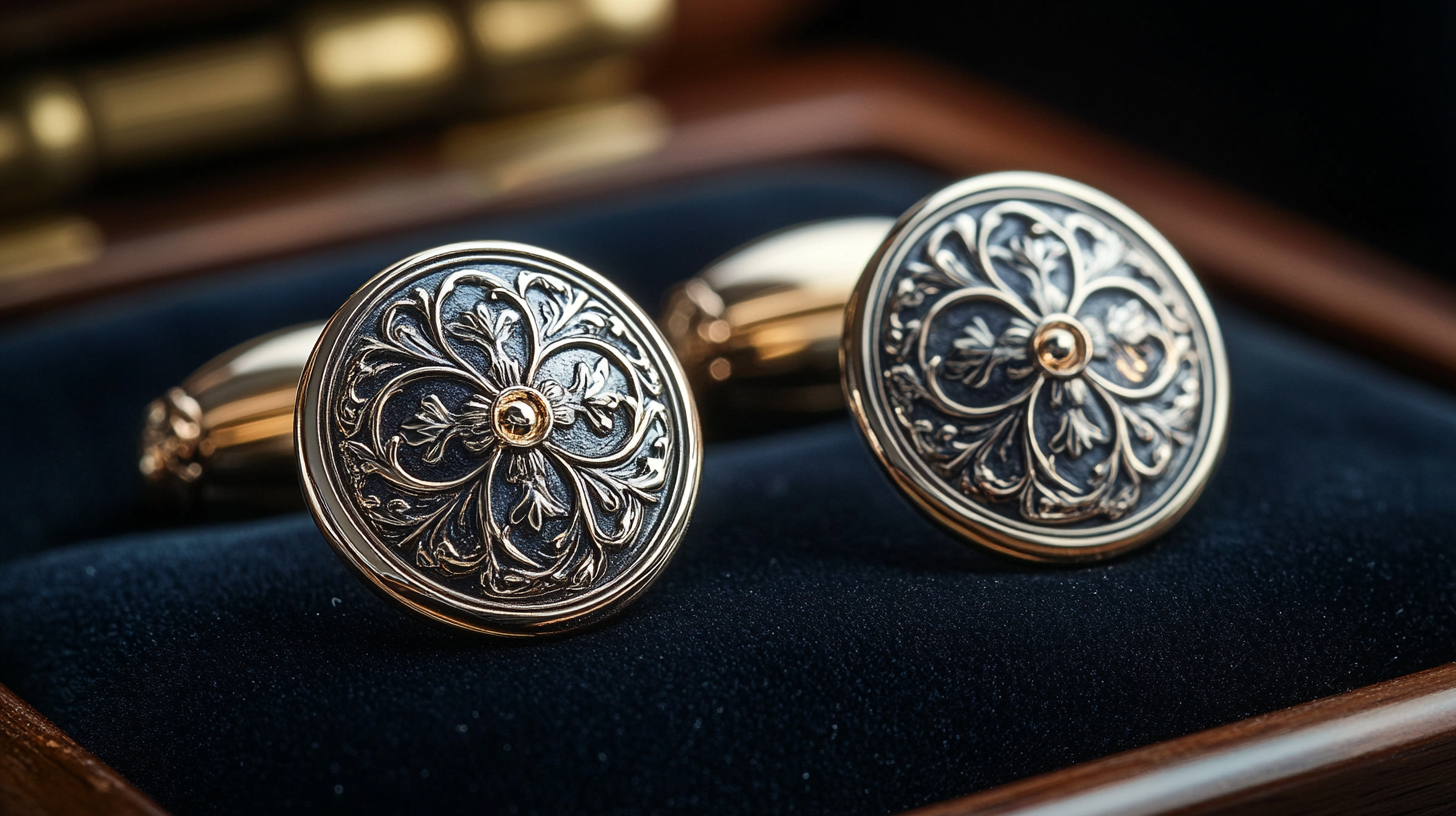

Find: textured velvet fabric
<box><xmin>1</xmin><ymin>163</ymin><xmax>1455</xmax><ymax>816</ymax></box>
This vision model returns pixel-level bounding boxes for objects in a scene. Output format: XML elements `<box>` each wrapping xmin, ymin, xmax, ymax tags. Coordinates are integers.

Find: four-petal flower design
<box><xmin>333</xmin><ymin>267</ymin><xmax>670</xmax><ymax>596</ymax></box>
<box><xmin>882</xmin><ymin>201</ymin><xmax>1203</xmax><ymax>523</ymax></box>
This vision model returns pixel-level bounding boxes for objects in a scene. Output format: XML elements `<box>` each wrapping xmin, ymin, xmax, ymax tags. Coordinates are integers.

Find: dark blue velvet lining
<box><xmin>1</xmin><ymin>163</ymin><xmax>1454</xmax><ymax>815</ymax></box>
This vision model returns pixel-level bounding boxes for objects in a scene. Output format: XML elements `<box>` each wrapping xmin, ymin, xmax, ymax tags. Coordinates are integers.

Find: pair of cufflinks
<box><xmin>139</xmin><ymin>172</ymin><xmax>1229</xmax><ymax>636</ymax></box>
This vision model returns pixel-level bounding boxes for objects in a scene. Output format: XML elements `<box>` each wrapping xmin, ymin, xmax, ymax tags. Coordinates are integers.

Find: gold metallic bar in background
<box><xmin>83</xmin><ymin>36</ymin><xmax>300</xmax><ymax>163</ymax></box>
<box><xmin>0</xmin><ymin>77</ymin><xmax>94</xmax><ymax>206</ymax></box>
<box><xmin>21</xmin><ymin>79</ymin><xmax>94</xmax><ymax>186</ymax></box>
<box><xmin>0</xmin><ymin>92</ymin><xmax>671</xmax><ymax>285</ymax></box>
<box><xmin>301</xmin><ymin>1</ymin><xmax>467</xmax><ymax>129</ymax></box>
<box><xmin>467</xmin><ymin>0</ymin><xmax>671</xmax><ymax>111</ymax></box>
<box><xmin>140</xmin><ymin>216</ymin><xmax>886</xmax><ymax>515</ymax></box>
<box><xmin>0</xmin><ymin>215</ymin><xmax>102</xmax><ymax>280</ymax></box>
<box><xmin>468</xmin><ymin>0</ymin><xmax>672</xmax><ymax>66</ymax></box>
<box><xmin>0</xmin><ymin>0</ymin><xmax>675</xmax><ymax>207</ymax></box>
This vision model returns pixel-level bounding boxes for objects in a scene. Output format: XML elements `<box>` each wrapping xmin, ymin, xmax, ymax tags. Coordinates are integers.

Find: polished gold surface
<box><xmin>140</xmin><ymin>323</ymin><xmax>323</xmax><ymax>514</ymax></box>
<box><xmin>1031</xmin><ymin>316</ymin><xmax>1092</xmax><ymax>378</ymax></box>
<box><xmin>492</xmin><ymin>386</ymin><xmax>555</xmax><ymax>447</ymax></box>
<box><xmin>661</xmin><ymin>216</ymin><xmax>892</xmax><ymax>414</ymax></box>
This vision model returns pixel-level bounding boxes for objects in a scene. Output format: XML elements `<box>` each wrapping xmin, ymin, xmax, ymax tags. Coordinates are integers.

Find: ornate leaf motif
<box><xmin>447</xmin><ymin>303</ymin><xmax>522</xmax><ymax>386</ymax></box>
<box><xmin>505</xmin><ymin>450</ymin><xmax>569</xmax><ymax>531</ymax></box>
<box><xmin>568</xmin><ymin>358</ymin><xmax>626</xmax><ymax>433</ymax></box>
<box><xmin>332</xmin><ymin>266</ymin><xmax>670</xmax><ymax>598</ymax></box>
<box><xmin>880</xmin><ymin>198</ymin><xmax>1205</xmax><ymax>525</ymax></box>
<box><xmin>1050</xmin><ymin>408</ymin><xmax>1108</xmax><ymax>459</ymax></box>
<box><xmin>400</xmin><ymin>394</ymin><xmax>495</xmax><ymax>463</ymax></box>
<box><xmin>1064</xmin><ymin>212</ymin><xmax>1129</xmax><ymax>281</ymax></box>
<box><xmin>990</xmin><ymin>232</ymin><xmax>1069</xmax><ymax>313</ymax></box>
<box><xmin>943</xmin><ymin>315</ymin><xmax>1035</xmax><ymax>387</ymax></box>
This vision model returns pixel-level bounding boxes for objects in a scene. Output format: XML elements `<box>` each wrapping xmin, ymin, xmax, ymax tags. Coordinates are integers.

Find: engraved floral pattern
<box><xmin>881</xmin><ymin>201</ymin><xmax>1203</xmax><ymax>524</ymax></box>
<box><xmin>333</xmin><ymin>267</ymin><xmax>670</xmax><ymax>597</ymax></box>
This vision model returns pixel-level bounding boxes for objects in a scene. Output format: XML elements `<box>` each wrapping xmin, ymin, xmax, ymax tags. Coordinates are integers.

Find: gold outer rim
<box><xmin>296</xmin><ymin>241</ymin><xmax>702</xmax><ymax>635</ymax></box>
<box><xmin>842</xmin><ymin>172</ymin><xmax>1231</xmax><ymax>562</ymax></box>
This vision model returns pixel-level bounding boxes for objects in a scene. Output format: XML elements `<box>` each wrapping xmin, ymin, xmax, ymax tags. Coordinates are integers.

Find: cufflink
<box><xmin>147</xmin><ymin>242</ymin><xmax>701</xmax><ymax>636</ymax></box>
<box><xmin>843</xmin><ymin>172</ymin><xmax>1229</xmax><ymax>562</ymax></box>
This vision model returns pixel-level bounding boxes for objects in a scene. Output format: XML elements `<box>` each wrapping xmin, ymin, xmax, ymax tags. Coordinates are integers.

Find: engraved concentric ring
<box><xmin>297</xmin><ymin>242</ymin><xmax>701</xmax><ymax>635</ymax></box>
<box><xmin>843</xmin><ymin>172</ymin><xmax>1229</xmax><ymax>562</ymax></box>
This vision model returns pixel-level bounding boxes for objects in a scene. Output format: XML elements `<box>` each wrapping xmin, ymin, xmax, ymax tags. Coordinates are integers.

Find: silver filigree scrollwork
<box><xmin>880</xmin><ymin>199</ymin><xmax>1204</xmax><ymax>524</ymax></box>
<box><xmin>331</xmin><ymin>266</ymin><xmax>671</xmax><ymax>598</ymax></box>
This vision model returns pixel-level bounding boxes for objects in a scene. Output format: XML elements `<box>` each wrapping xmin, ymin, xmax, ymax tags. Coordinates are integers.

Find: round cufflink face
<box><xmin>298</xmin><ymin>242</ymin><xmax>701</xmax><ymax>635</ymax></box>
<box><xmin>844</xmin><ymin>172</ymin><xmax>1229</xmax><ymax>561</ymax></box>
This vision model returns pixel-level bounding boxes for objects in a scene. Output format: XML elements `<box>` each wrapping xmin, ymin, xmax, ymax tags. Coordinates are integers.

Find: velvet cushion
<box><xmin>1</xmin><ymin>163</ymin><xmax>1454</xmax><ymax>816</ymax></box>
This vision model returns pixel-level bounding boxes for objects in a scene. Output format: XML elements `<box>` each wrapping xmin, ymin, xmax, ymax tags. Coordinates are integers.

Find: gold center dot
<box><xmin>1032</xmin><ymin>317</ymin><xmax>1091</xmax><ymax>377</ymax></box>
<box><xmin>493</xmin><ymin>386</ymin><xmax>553</xmax><ymax>447</ymax></box>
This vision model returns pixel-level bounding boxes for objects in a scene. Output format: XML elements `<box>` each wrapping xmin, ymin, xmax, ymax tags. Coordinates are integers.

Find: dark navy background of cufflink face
<box><xmin>0</xmin><ymin>162</ymin><xmax>1454</xmax><ymax>816</ymax></box>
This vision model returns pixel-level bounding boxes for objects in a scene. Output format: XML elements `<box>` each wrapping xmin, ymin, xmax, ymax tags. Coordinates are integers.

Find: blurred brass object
<box><xmin>0</xmin><ymin>0</ymin><xmax>674</xmax><ymax>207</ymax></box>
<box><xmin>0</xmin><ymin>215</ymin><xmax>102</xmax><ymax>280</ymax></box>
<box><xmin>140</xmin><ymin>324</ymin><xmax>323</xmax><ymax>514</ymax></box>
<box><xmin>84</xmin><ymin>36</ymin><xmax>299</xmax><ymax>162</ymax></box>
<box><xmin>140</xmin><ymin>216</ymin><xmax>884</xmax><ymax>514</ymax></box>
<box><xmin>473</xmin><ymin>0</ymin><xmax>588</xmax><ymax>63</ymax></box>
<box><xmin>0</xmin><ymin>77</ymin><xmax>95</xmax><ymax>204</ymax></box>
<box><xmin>301</xmin><ymin>2</ymin><xmax>467</xmax><ymax>127</ymax></box>
<box><xmin>662</xmin><ymin>216</ymin><xmax>893</xmax><ymax>415</ymax></box>
<box><xmin>468</xmin><ymin>0</ymin><xmax>671</xmax><ymax>66</ymax></box>
<box><xmin>22</xmin><ymin>78</ymin><xmax>94</xmax><ymax>186</ymax></box>
<box><xmin>441</xmin><ymin>95</ymin><xmax>668</xmax><ymax>193</ymax></box>
<box><xmin>468</xmin><ymin>0</ymin><xmax>669</xmax><ymax>110</ymax></box>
